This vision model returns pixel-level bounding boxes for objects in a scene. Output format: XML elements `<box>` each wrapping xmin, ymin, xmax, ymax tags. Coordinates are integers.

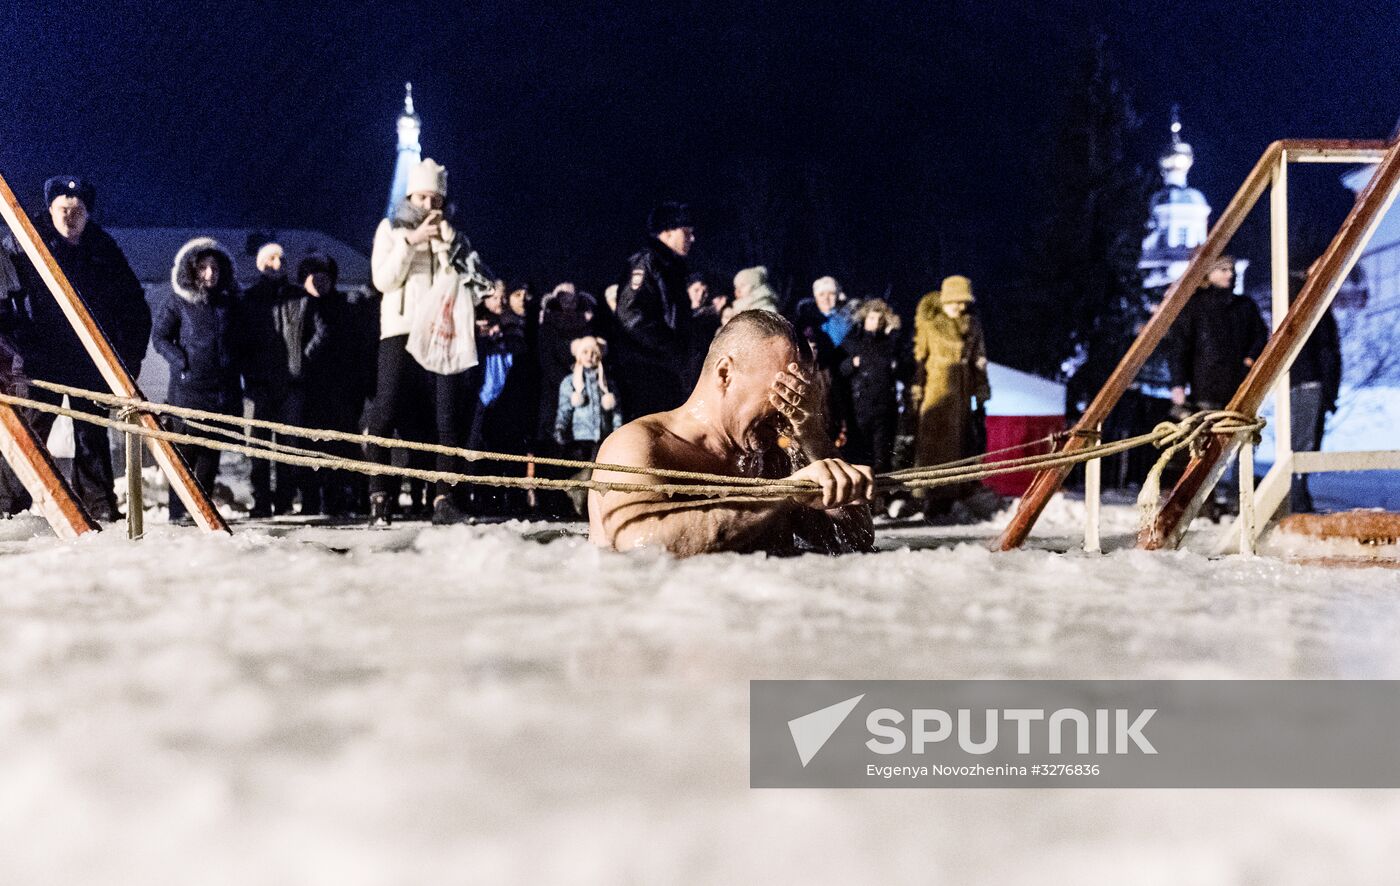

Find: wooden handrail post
<box><xmin>0</xmin><ymin>171</ymin><xmax>228</xmax><ymax>533</ymax></box>
<box><xmin>125</xmin><ymin>413</ymin><xmax>144</xmax><ymax>540</ymax></box>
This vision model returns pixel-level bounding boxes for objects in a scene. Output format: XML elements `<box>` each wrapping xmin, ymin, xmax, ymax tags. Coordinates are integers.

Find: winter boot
<box><xmin>368</xmin><ymin>493</ymin><xmax>391</xmax><ymax>528</ymax></box>
<box><xmin>432</xmin><ymin>495</ymin><xmax>472</xmax><ymax>526</ymax></box>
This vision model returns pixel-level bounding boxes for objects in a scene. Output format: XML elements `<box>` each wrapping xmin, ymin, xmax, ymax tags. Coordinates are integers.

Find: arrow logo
<box><xmin>787</xmin><ymin>694</ymin><xmax>864</xmax><ymax>767</ymax></box>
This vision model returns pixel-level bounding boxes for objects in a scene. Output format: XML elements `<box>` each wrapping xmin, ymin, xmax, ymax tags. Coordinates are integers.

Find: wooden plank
<box><xmin>1290</xmin><ymin>143</ymin><xmax>1390</xmax><ymax>163</ymax></box>
<box><xmin>0</xmin><ymin>401</ymin><xmax>98</xmax><ymax>538</ymax></box>
<box><xmin>993</xmin><ymin>140</ymin><xmax>1283</xmax><ymax>550</ymax></box>
<box><xmin>1277</xmin><ymin>511</ymin><xmax>1400</xmax><ymax>544</ymax></box>
<box><xmin>0</xmin><ymin>172</ymin><xmax>228</xmax><ymax>533</ymax></box>
<box><xmin>1293</xmin><ymin>450</ymin><xmax>1400</xmax><ymax>474</ymax></box>
<box><xmin>1141</xmin><ymin>137</ymin><xmax>1400</xmax><ymax>549</ymax></box>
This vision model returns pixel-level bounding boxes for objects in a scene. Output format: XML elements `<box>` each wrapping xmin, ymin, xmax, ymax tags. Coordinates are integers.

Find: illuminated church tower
<box><xmin>1139</xmin><ymin>108</ymin><xmax>1213</xmax><ymax>290</ymax></box>
<box><xmin>386</xmin><ymin>83</ymin><xmax>423</xmax><ymax>217</ymax></box>
<box><xmin>1139</xmin><ymin>108</ymin><xmax>1248</xmax><ymax>293</ymax></box>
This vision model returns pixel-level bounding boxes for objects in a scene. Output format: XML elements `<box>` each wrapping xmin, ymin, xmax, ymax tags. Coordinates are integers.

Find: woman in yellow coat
<box><xmin>912</xmin><ymin>275</ymin><xmax>990</xmax><ymax>503</ymax></box>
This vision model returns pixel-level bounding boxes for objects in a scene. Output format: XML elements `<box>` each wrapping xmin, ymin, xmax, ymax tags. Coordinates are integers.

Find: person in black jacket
<box><xmin>1287</xmin><ymin>269</ymin><xmax>1343</xmax><ymax>512</ymax></box>
<box><xmin>4</xmin><ymin>176</ymin><xmax>151</xmax><ymax>521</ymax></box>
<box><xmin>838</xmin><ymin>299</ymin><xmax>909</xmax><ymax>473</ymax></box>
<box><xmin>298</xmin><ymin>255</ymin><xmax>368</xmax><ymax>518</ymax></box>
<box><xmin>234</xmin><ymin>242</ymin><xmax>309</xmax><ymax>517</ymax></box>
<box><xmin>685</xmin><ymin>272</ymin><xmax>722</xmax><ymax>390</ymax></box>
<box><xmin>1167</xmin><ymin>255</ymin><xmax>1268</xmax><ymax>516</ymax></box>
<box><xmin>535</xmin><ymin>283</ymin><xmax>595</xmax><ymax>446</ymax></box>
<box><xmin>153</xmin><ymin>237</ymin><xmax>242</xmax><ymax>525</ymax></box>
<box><xmin>1168</xmin><ymin>256</ymin><xmax>1268</xmax><ymax>410</ymax></box>
<box><xmin>469</xmin><ymin>283</ymin><xmax>531</xmax><ymax>517</ymax></box>
<box><xmin>614</xmin><ymin>202</ymin><xmax>694</xmax><ymax>418</ymax></box>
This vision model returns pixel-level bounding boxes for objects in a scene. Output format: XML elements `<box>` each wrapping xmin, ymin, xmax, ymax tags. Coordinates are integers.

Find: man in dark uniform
<box><xmin>1167</xmin><ymin>255</ymin><xmax>1268</xmax><ymax>412</ymax></box>
<box><xmin>4</xmin><ymin>176</ymin><xmax>151</xmax><ymax>521</ymax></box>
<box><xmin>614</xmin><ymin>202</ymin><xmax>694</xmax><ymax>418</ymax></box>
<box><xmin>1166</xmin><ymin>255</ymin><xmax>1268</xmax><ymax>517</ymax></box>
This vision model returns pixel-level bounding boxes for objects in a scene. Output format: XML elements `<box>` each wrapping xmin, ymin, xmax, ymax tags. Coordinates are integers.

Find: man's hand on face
<box><xmin>769</xmin><ymin>362</ymin><xmax>826</xmax><ymax>441</ymax></box>
<box><xmin>789</xmin><ymin>458</ymin><xmax>875</xmax><ymax>510</ymax></box>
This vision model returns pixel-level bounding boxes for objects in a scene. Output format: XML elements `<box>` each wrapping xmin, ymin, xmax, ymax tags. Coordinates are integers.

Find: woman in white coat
<box><xmin>366</xmin><ymin>158</ymin><xmax>494</xmax><ymax>526</ymax></box>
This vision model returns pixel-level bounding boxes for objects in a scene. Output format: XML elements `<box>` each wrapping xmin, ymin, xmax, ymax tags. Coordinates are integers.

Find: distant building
<box><xmin>386</xmin><ymin>83</ymin><xmax>423</xmax><ymax>217</ymax></box>
<box><xmin>1332</xmin><ymin>119</ymin><xmax>1400</xmax><ymax>397</ymax></box>
<box><xmin>1139</xmin><ymin>109</ymin><xmax>1248</xmax><ymax>294</ymax></box>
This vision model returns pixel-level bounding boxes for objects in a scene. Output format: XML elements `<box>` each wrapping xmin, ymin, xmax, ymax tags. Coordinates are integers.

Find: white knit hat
<box><xmin>407</xmin><ymin>158</ymin><xmax>447</xmax><ymax>197</ymax></box>
<box><xmin>812</xmin><ymin>275</ymin><xmax>840</xmax><ymax>296</ymax></box>
<box><xmin>734</xmin><ymin>266</ymin><xmax>769</xmax><ymax>290</ymax></box>
<box><xmin>570</xmin><ymin>335</ymin><xmax>608</xmax><ymax>361</ymax></box>
<box><xmin>255</xmin><ymin>242</ymin><xmax>283</xmax><ymax>272</ymax></box>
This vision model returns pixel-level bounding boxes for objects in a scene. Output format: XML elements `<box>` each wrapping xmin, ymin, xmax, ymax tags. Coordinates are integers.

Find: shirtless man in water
<box><xmin>589</xmin><ymin>310</ymin><xmax>876</xmax><ymax>557</ymax></box>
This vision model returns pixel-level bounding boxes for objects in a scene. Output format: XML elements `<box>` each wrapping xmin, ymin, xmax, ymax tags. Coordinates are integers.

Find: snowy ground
<box><xmin>3</xmin><ymin>489</ymin><xmax>1400</xmax><ymax>884</ymax></box>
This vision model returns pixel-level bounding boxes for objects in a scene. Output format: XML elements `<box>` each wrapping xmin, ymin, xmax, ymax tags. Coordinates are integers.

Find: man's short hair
<box><xmin>701</xmin><ymin>310</ymin><xmax>808</xmax><ymax>376</ymax></box>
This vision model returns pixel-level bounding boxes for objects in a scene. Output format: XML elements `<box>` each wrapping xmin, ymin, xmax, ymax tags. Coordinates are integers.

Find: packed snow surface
<box><xmin>2</xmin><ymin>500</ymin><xmax>1400</xmax><ymax>885</ymax></box>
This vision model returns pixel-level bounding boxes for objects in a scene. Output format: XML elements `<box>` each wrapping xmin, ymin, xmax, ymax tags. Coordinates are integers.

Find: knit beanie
<box><xmin>407</xmin><ymin>158</ymin><xmax>447</xmax><ymax>196</ymax></box>
<box><xmin>734</xmin><ymin>266</ymin><xmax>769</xmax><ymax>291</ymax></box>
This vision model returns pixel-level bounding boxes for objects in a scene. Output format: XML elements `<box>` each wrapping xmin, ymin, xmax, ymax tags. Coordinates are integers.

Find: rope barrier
<box><xmin>25</xmin><ymin>379</ymin><xmax>777</xmax><ymax>488</ymax></box>
<box><xmin>1</xmin><ymin>381</ymin><xmax>1265</xmax><ymax>506</ymax></box>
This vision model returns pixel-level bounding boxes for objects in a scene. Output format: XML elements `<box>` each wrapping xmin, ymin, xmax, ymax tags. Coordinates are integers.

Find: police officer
<box><xmin>614</xmin><ymin>202</ymin><xmax>694</xmax><ymax>418</ymax></box>
<box><xmin>5</xmin><ymin>176</ymin><xmax>151</xmax><ymax>521</ymax></box>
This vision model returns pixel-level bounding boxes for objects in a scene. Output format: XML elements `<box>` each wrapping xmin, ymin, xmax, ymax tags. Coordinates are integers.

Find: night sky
<box><xmin>3</xmin><ymin>1</ymin><xmax>1397</xmax><ymax>339</ymax></box>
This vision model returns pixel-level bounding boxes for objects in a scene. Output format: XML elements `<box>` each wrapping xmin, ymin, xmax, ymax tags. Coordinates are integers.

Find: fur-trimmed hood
<box><xmin>171</xmin><ymin>237</ymin><xmax>237</xmax><ymax>303</ymax></box>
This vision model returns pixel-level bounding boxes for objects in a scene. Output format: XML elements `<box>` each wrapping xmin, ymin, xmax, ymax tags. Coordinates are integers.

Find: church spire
<box><xmin>387</xmin><ymin>82</ymin><xmax>424</xmax><ymax>217</ymax></box>
<box><xmin>1160</xmin><ymin>104</ymin><xmax>1194</xmax><ymax>189</ymax></box>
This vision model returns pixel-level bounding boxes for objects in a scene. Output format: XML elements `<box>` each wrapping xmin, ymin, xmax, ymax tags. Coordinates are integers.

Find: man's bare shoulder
<box><xmin>594</xmin><ymin>417</ymin><xmax>669</xmax><ymax>474</ymax></box>
<box><xmin>588</xmin><ymin>415</ymin><xmax>689</xmax><ymax>547</ymax></box>
<box><xmin>593</xmin><ymin>413</ymin><xmax>698</xmax><ymax>477</ymax></box>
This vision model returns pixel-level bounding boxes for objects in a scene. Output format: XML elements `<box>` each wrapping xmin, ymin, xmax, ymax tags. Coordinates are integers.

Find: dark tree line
<box><xmin>987</xmin><ymin>36</ymin><xmax>1155</xmax><ymax>383</ymax></box>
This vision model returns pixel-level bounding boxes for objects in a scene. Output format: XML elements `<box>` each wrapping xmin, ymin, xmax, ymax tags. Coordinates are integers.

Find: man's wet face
<box><xmin>731</xmin><ymin>339</ymin><xmax>799</xmax><ymax>450</ymax></box>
